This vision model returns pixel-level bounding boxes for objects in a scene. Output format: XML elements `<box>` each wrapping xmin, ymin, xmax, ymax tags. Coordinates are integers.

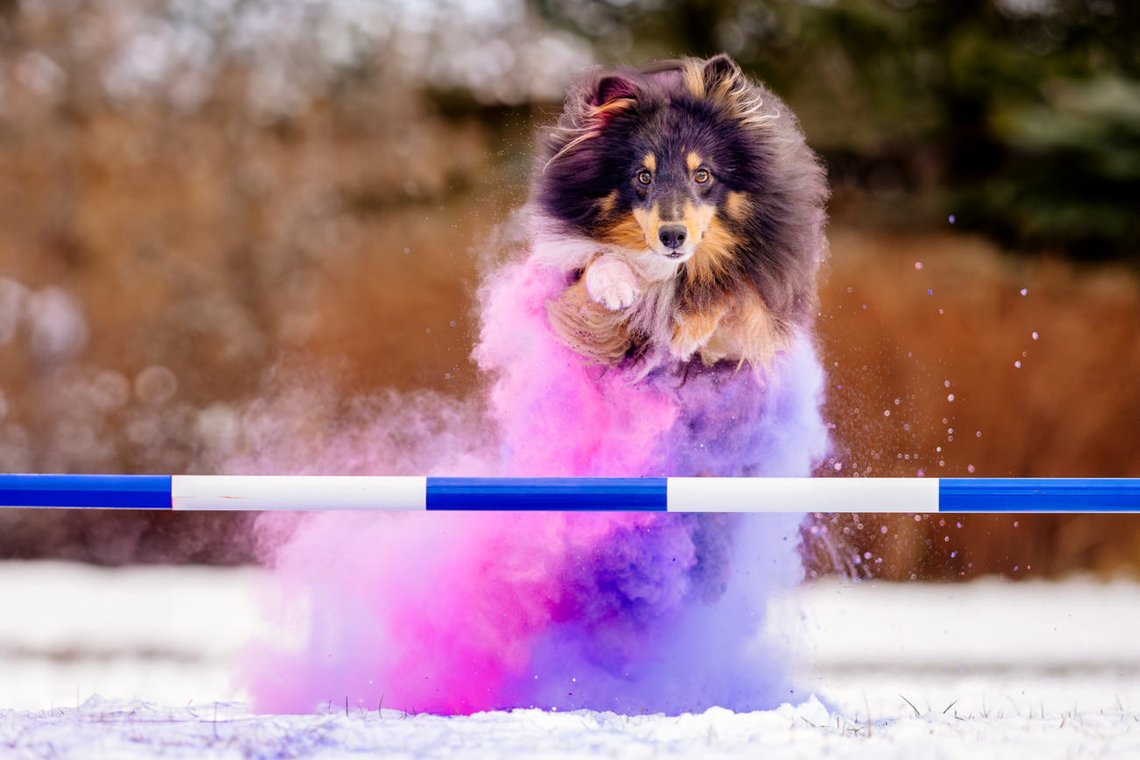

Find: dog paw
<box><xmin>585</xmin><ymin>257</ymin><xmax>640</xmax><ymax>310</ymax></box>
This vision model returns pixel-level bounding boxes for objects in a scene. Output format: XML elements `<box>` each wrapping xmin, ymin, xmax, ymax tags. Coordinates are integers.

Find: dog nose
<box><xmin>658</xmin><ymin>224</ymin><xmax>687</xmax><ymax>250</ymax></box>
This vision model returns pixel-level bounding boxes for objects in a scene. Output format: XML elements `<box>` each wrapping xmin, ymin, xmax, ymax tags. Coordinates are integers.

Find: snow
<box><xmin>7</xmin><ymin>696</ymin><xmax>1140</xmax><ymax>759</ymax></box>
<box><xmin>3</xmin><ymin>561</ymin><xmax>1140</xmax><ymax>757</ymax></box>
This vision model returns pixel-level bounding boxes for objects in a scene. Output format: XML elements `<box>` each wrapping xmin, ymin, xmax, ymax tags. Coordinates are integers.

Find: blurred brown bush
<box><xmin>808</xmin><ymin>228</ymin><xmax>1140</xmax><ymax>580</ymax></box>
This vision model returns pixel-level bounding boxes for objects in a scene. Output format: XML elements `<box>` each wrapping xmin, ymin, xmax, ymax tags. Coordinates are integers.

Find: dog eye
<box><xmin>636</xmin><ymin>170</ymin><xmax>653</xmax><ymax>186</ymax></box>
<box><xmin>693</xmin><ymin>169</ymin><xmax>711</xmax><ymax>184</ymax></box>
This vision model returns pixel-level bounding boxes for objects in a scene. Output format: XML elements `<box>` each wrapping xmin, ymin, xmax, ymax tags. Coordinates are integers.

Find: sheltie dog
<box><xmin>535</xmin><ymin>54</ymin><xmax>828</xmax><ymax>372</ymax></box>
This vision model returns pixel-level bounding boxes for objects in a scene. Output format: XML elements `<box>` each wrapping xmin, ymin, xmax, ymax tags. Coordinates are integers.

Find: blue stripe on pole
<box><xmin>0</xmin><ymin>474</ymin><xmax>172</xmax><ymax>509</ymax></box>
<box><xmin>426</xmin><ymin>477</ymin><xmax>667</xmax><ymax>511</ymax></box>
<box><xmin>940</xmin><ymin>478</ymin><xmax>1140</xmax><ymax>512</ymax></box>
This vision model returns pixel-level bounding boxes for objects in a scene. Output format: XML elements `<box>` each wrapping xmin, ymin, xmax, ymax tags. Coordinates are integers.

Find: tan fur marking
<box><xmin>686</xmin><ymin>151</ymin><xmax>703</xmax><ymax>173</ymax></box>
<box><xmin>685</xmin><ymin>211</ymin><xmax>733</xmax><ymax>284</ymax></box>
<box><xmin>597</xmin><ymin>190</ymin><xmax>618</xmax><ymax>216</ymax></box>
<box><xmin>681</xmin><ymin>61</ymin><xmax>706</xmax><ymax>98</ymax></box>
<box><xmin>590</xmin><ymin>98</ymin><xmax>636</xmax><ymax>118</ymax></box>
<box><xmin>692</xmin><ymin>202</ymin><xmax>716</xmax><ymax>232</ymax></box>
<box><xmin>681</xmin><ymin>203</ymin><xmax>697</xmax><ymax>239</ymax></box>
<box><xmin>725</xmin><ymin>191</ymin><xmax>751</xmax><ymax>221</ymax></box>
<box><xmin>678</xmin><ymin>201</ymin><xmax>707</xmax><ymax>254</ymax></box>
<box><xmin>708</xmin><ymin>73</ymin><xmax>735</xmax><ymax>100</ymax></box>
<box><xmin>628</xmin><ymin>204</ymin><xmax>661</xmax><ymax>250</ymax></box>
<box><xmin>601</xmin><ymin>213</ymin><xmax>650</xmax><ymax>250</ymax></box>
<box><xmin>643</xmin><ymin>153</ymin><xmax>656</xmax><ymax>173</ymax></box>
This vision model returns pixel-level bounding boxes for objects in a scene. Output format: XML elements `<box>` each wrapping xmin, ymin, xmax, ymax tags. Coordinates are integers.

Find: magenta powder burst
<box><xmin>241</xmin><ymin>256</ymin><xmax>829</xmax><ymax>715</ymax></box>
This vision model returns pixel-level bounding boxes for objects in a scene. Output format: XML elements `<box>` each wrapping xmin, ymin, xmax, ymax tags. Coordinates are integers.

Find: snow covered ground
<box><xmin>2</xmin><ymin>562</ymin><xmax>1140</xmax><ymax>758</ymax></box>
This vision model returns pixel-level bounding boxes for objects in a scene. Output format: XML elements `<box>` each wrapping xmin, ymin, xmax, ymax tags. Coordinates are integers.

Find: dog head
<box><xmin>538</xmin><ymin>56</ymin><xmax>771</xmax><ymax>270</ymax></box>
<box><xmin>537</xmin><ymin>54</ymin><xmax>828</xmax><ymax>322</ymax></box>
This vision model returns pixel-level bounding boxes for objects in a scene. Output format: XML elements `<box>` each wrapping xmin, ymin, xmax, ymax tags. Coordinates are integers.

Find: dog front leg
<box><xmin>671</xmin><ymin>303</ymin><xmax>728</xmax><ymax>361</ymax></box>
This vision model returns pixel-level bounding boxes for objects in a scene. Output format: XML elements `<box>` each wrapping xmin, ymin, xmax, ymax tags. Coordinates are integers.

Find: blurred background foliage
<box><xmin>536</xmin><ymin>0</ymin><xmax>1140</xmax><ymax>259</ymax></box>
<box><xmin>0</xmin><ymin>0</ymin><xmax>1137</xmax><ymax>578</ymax></box>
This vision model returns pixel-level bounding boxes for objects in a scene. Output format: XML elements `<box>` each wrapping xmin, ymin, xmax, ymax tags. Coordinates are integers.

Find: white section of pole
<box><xmin>171</xmin><ymin>476</ymin><xmax>428</xmax><ymax>511</ymax></box>
<box><xmin>666</xmin><ymin>477</ymin><xmax>940</xmax><ymax>513</ymax></box>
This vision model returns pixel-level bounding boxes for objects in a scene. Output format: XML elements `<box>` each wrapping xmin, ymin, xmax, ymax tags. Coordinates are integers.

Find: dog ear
<box><xmin>702</xmin><ymin>54</ymin><xmax>742</xmax><ymax>96</ymax></box>
<box><xmin>544</xmin><ymin>73</ymin><xmax>637</xmax><ymax>171</ymax></box>
<box><xmin>592</xmin><ymin>75</ymin><xmax>638</xmax><ymax>108</ymax></box>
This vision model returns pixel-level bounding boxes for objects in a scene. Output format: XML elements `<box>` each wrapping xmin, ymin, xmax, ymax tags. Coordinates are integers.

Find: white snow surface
<box><xmin>3</xmin><ymin>561</ymin><xmax>1140</xmax><ymax>758</ymax></box>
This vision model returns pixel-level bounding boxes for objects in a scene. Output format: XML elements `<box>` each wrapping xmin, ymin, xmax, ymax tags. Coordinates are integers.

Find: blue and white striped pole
<box><xmin>0</xmin><ymin>475</ymin><xmax>1137</xmax><ymax>512</ymax></box>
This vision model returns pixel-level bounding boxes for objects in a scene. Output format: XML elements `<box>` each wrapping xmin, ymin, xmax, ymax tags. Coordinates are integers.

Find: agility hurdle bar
<box><xmin>0</xmin><ymin>475</ymin><xmax>1138</xmax><ymax>512</ymax></box>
